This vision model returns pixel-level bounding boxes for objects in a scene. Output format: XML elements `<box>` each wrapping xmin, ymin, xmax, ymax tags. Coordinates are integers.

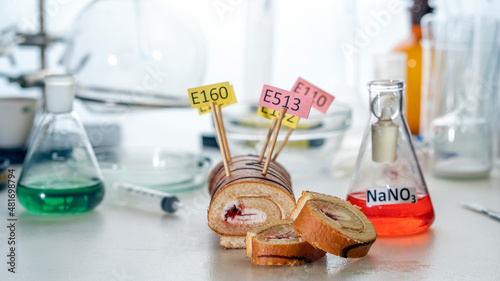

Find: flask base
<box><xmin>347</xmin><ymin>192</ymin><xmax>435</xmax><ymax>236</ymax></box>
<box><xmin>17</xmin><ymin>180</ymin><xmax>105</xmax><ymax>214</ymax></box>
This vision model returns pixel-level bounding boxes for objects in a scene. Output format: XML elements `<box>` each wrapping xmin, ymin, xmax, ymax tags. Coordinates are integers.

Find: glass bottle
<box><xmin>17</xmin><ymin>75</ymin><xmax>105</xmax><ymax>214</ymax></box>
<box><xmin>347</xmin><ymin>80</ymin><xmax>434</xmax><ymax>236</ymax></box>
<box><xmin>393</xmin><ymin>0</ymin><xmax>433</xmax><ymax>135</ymax></box>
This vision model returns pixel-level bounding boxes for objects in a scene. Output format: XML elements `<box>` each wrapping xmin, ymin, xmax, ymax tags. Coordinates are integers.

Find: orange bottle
<box><xmin>393</xmin><ymin>0</ymin><xmax>433</xmax><ymax>135</ymax></box>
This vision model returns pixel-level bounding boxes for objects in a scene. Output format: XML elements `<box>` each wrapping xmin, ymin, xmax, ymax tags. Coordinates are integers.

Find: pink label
<box><xmin>292</xmin><ymin>77</ymin><xmax>334</xmax><ymax>114</ymax></box>
<box><xmin>258</xmin><ymin>85</ymin><xmax>313</xmax><ymax>119</ymax></box>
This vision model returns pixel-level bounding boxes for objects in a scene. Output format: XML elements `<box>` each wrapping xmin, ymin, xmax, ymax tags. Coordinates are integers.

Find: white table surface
<box><xmin>1</xmin><ymin>108</ymin><xmax>500</xmax><ymax>281</ymax></box>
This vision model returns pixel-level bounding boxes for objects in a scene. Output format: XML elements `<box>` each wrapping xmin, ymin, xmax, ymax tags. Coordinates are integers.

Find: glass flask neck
<box><xmin>367</xmin><ymin>80</ymin><xmax>405</xmax><ymax>119</ymax></box>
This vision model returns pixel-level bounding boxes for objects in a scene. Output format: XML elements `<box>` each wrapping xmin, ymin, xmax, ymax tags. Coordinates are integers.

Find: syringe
<box><xmin>108</xmin><ymin>182</ymin><xmax>182</xmax><ymax>213</ymax></box>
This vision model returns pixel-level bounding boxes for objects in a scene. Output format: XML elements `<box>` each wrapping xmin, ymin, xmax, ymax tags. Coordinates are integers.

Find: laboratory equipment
<box><xmin>243</xmin><ymin>0</ymin><xmax>274</xmax><ymax>104</ymax></box>
<box><xmin>0</xmin><ymin>97</ymin><xmax>38</xmax><ymax>149</ymax></box>
<box><xmin>223</xmin><ymin>102</ymin><xmax>351</xmax><ymax>175</ymax></box>
<box><xmin>0</xmin><ymin>1</ymin><xmax>16</xmax><ymax>59</ymax></box>
<box><xmin>347</xmin><ymin>80</ymin><xmax>434</xmax><ymax>236</ymax></box>
<box><xmin>0</xmin><ymin>0</ymin><xmax>61</xmax><ymax>89</ymax></box>
<box><xmin>392</xmin><ymin>0</ymin><xmax>433</xmax><ymax>135</ymax></box>
<box><xmin>63</xmin><ymin>0</ymin><xmax>206</xmax><ymax>107</ymax></box>
<box><xmin>95</xmin><ymin>147</ymin><xmax>211</xmax><ymax>193</ymax></box>
<box><xmin>0</xmin><ymin>0</ymin><xmax>65</xmax><ymax>166</ymax></box>
<box><xmin>421</xmin><ymin>14</ymin><xmax>500</xmax><ymax>178</ymax></box>
<box><xmin>17</xmin><ymin>75</ymin><xmax>105</xmax><ymax>214</ymax></box>
<box><xmin>108</xmin><ymin>182</ymin><xmax>181</xmax><ymax>214</ymax></box>
<box><xmin>461</xmin><ymin>201</ymin><xmax>500</xmax><ymax>222</ymax></box>
<box><xmin>373</xmin><ymin>53</ymin><xmax>407</xmax><ymax>81</ymax></box>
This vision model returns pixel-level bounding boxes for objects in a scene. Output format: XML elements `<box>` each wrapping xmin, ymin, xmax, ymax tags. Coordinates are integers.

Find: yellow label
<box><xmin>188</xmin><ymin>82</ymin><xmax>236</xmax><ymax>108</ymax></box>
<box><xmin>197</xmin><ymin>85</ymin><xmax>237</xmax><ymax>115</ymax></box>
<box><xmin>257</xmin><ymin>106</ymin><xmax>299</xmax><ymax>129</ymax></box>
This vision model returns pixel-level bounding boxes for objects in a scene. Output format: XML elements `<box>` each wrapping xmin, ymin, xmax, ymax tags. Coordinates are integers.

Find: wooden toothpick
<box><xmin>217</xmin><ymin>105</ymin><xmax>231</xmax><ymax>162</ymax></box>
<box><xmin>211</xmin><ymin>102</ymin><xmax>231</xmax><ymax>177</ymax></box>
<box><xmin>272</xmin><ymin>127</ymin><xmax>294</xmax><ymax>161</ymax></box>
<box><xmin>262</xmin><ymin>108</ymin><xmax>287</xmax><ymax>176</ymax></box>
<box><xmin>258</xmin><ymin>118</ymin><xmax>278</xmax><ymax>163</ymax></box>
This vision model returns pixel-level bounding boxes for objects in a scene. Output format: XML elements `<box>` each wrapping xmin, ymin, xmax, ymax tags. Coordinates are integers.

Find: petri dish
<box><xmin>95</xmin><ymin>147</ymin><xmax>210</xmax><ymax>193</ymax></box>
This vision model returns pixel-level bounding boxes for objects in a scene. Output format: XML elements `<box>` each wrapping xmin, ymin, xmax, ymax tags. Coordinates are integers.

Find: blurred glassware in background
<box><xmin>373</xmin><ymin>52</ymin><xmax>407</xmax><ymax>81</ymax></box>
<box><xmin>421</xmin><ymin>9</ymin><xmax>500</xmax><ymax>178</ymax></box>
<box><xmin>63</xmin><ymin>0</ymin><xmax>206</xmax><ymax>108</ymax></box>
<box><xmin>243</xmin><ymin>0</ymin><xmax>274</xmax><ymax>104</ymax></box>
<box><xmin>95</xmin><ymin>147</ymin><xmax>211</xmax><ymax>193</ymax></box>
<box><xmin>0</xmin><ymin>1</ymin><xmax>17</xmax><ymax>60</ymax></box>
<box><xmin>392</xmin><ymin>0</ymin><xmax>433</xmax><ymax>136</ymax></box>
<box><xmin>223</xmin><ymin>103</ymin><xmax>352</xmax><ymax>176</ymax></box>
<box><xmin>332</xmin><ymin>0</ymin><xmax>412</xmax><ymax>134</ymax></box>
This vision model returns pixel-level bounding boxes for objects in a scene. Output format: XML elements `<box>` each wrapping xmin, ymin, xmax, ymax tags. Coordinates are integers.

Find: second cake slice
<box><xmin>292</xmin><ymin>191</ymin><xmax>377</xmax><ymax>258</ymax></box>
<box><xmin>246</xmin><ymin>220</ymin><xmax>326</xmax><ymax>266</ymax></box>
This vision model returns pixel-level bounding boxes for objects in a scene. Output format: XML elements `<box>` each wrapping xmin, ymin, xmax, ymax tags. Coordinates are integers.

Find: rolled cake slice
<box><xmin>246</xmin><ymin>220</ymin><xmax>325</xmax><ymax>266</ymax></box>
<box><xmin>208</xmin><ymin>155</ymin><xmax>295</xmax><ymax>247</ymax></box>
<box><xmin>293</xmin><ymin>191</ymin><xmax>377</xmax><ymax>258</ymax></box>
<box><xmin>290</xmin><ymin>190</ymin><xmax>326</xmax><ymax>220</ymax></box>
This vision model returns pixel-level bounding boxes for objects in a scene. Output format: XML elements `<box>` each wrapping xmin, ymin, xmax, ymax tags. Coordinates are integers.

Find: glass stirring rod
<box><xmin>461</xmin><ymin>201</ymin><xmax>500</xmax><ymax>222</ymax></box>
<box><xmin>109</xmin><ymin>182</ymin><xmax>183</xmax><ymax>213</ymax></box>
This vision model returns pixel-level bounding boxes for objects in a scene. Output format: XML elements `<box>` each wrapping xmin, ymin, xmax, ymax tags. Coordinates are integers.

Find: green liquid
<box><xmin>17</xmin><ymin>178</ymin><xmax>105</xmax><ymax>214</ymax></box>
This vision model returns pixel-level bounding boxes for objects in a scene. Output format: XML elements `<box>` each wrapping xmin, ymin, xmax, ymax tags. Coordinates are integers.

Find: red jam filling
<box><xmin>223</xmin><ymin>204</ymin><xmax>256</xmax><ymax>222</ymax></box>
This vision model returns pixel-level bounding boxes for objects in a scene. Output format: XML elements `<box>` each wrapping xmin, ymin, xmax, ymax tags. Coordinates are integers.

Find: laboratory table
<box><xmin>1</xmin><ymin>108</ymin><xmax>499</xmax><ymax>281</ymax></box>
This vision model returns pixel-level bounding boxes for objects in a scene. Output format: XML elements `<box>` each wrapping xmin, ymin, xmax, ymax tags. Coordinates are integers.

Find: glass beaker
<box><xmin>347</xmin><ymin>80</ymin><xmax>435</xmax><ymax>236</ymax></box>
<box><xmin>17</xmin><ymin>75</ymin><xmax>105</xmax><ymax>214</ymax></box>
<box><xmin>421</xmin><ymin>15</ymin><xmax>500</xmax><ymax>178</ymax></box>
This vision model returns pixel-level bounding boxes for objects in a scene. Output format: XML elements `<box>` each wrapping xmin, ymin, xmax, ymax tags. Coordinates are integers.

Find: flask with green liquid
<box><xmin>17</xmin><ymin>75</ymin><xmax>105</xmax><ymax>214</ymax></box>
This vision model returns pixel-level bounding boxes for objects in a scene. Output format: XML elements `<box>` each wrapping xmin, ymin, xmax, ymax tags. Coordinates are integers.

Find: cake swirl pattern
<box><xmin>207</xmin><ymin>155</ymin><xmax>296</xmax><ymax>248</ymax></box>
